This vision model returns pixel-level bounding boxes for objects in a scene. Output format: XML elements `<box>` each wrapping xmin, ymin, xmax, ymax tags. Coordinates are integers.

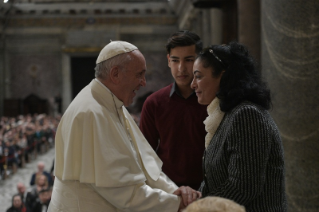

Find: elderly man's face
<box><xmin>37</xmin><ymin>163</ymin><xmax>45</xmax><ymax>172</ymax></box>
<box><xmin>119</xmin><ymin>51</ymin><xmax>146</xmax><ymax>106</ymax></box>
<box><xmin>17</xmin><ymin>183</ymin><xmax>26</xmax><ymax>194</ymax></box>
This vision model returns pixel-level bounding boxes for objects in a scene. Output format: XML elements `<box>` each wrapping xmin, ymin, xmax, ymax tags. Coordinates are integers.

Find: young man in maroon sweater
<box><xmin>139</xmin><ymin>30</ymin><xmax>207</xmax><ymax>190</ymax></box>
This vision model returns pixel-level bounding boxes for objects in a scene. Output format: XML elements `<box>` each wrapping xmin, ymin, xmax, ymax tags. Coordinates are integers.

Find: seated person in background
<box><xmin>30</xmin><ymin>187</ymin><xmax>52</xmax><ymax>212</ymax></box>
<box><xmin>16</xmin><ymin>182</ymin><xmax>27</xmax><ymax>204</ymax></box>
<box><xmin>26</xmin><ymin>174</ymin><xmax>49</xmax><ymax>211</ymax></box>
<box><xmin>182</xmin><ymin>196</ymin><xmax>245</xmax><ymax>212</ymax></box>
<box><xmin>6</xmin><ymin>194</ymin><xmax>27</xmax><ymax>212</ymax></box>
<box><xmin>30</xmin><ymin>162</ymin><xmax>53</xmax><ymax>186</ymax></box>
<box><xmin>4</xmin><ymin>140</ymin><xmax>19</xmax><ymax>173</ymax></box>
<box><xmin>0</xmin><ymin>140</ymin><xmax>5</xmax><ymax>178</ymax></box>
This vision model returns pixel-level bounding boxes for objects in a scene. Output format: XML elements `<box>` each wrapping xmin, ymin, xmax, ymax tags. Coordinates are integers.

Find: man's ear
<box><xmin>167</xmin><ymin>54</ymin><xmax>171</xmax><ymax>68</ymax></box>
<box><xmin>109</xmin><ymin>66</ymin><xmax>121</xmax><ymax>84</ymax></box>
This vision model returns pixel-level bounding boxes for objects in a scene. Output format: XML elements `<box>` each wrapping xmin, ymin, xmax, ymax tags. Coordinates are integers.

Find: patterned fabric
<box><xmin>200</xmin><ymin>101</ymin><xmax>287</xmax><ymax>212</ymax></box>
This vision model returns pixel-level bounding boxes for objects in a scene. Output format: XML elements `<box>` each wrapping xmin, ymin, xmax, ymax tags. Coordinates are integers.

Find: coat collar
<box><xmin>90</xmin><ymin>79</ymin><xmax>124</xmax><ymax>112</ymax></box>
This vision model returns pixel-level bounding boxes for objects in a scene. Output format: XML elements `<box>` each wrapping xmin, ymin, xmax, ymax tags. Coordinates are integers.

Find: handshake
<box><xmin>173</xmin><ymin>186</ymin><xmax>202</xmax><ymax>211</ymax></box>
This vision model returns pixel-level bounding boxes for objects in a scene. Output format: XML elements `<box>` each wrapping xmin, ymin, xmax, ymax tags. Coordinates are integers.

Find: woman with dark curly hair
<box><xmin>191</xmin><ymin>41</ymin><xmax>287</xmax><ymax>212</ymax></box>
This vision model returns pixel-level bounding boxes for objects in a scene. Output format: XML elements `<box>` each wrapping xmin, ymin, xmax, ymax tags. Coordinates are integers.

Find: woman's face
<box><xmin>38</xmin><ymin>175</ymin><xmax>46</xmax><ymax>186</ymax></box>
<box><xmin>191</xmin><ymin>59</ymin><xmax>222</xmax><ymax>105</ymax></box>
<box><xmin>13</xmin><ymin>196</ymin><xmax>22</xmax><ymax>208</ymax></box>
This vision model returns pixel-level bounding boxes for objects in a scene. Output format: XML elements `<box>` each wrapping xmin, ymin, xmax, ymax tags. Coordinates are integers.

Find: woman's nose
<box><xmin>190</xmin><ymin>78</ymin><xmax>196</xmax><ymax>89</ymax></box>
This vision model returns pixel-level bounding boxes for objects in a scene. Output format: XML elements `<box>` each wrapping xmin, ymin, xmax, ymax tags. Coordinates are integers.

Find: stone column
<box><xmin>1</xmin><ymin>39</ymin><xmax>12</xmax><ymax>116</ymax></box>
<box><xmin>201</xmin><ymin>9</ymin><xmax>211</xmax><ymax>47</ymax></box>
<box><xmin>201</xmin><ymin>8</ymin><xmax>222</xmax><ymax>47</ymax></box>
<box><xmin>262</xmin><ymin>0</ymin><xmax>319</xmax><ymax>211</ymax></box>
<box><xmin>61</xmin><ymin>53</ymin><xmax>72</xmax><ymax>113</ymax></box>
<box><xmin>0</xmin><ymin>44</ymin><xmax>4</xmax><ymax>116</ymax></box>
<box><xmin>209</xmin><ymin>8</ymin><xmax>222</xmax><ymax>45</ymax></box>
<box><xmin>237</xmin><ymin>0</ymin><xmax>260</xmax><ymax>62</ymax></box>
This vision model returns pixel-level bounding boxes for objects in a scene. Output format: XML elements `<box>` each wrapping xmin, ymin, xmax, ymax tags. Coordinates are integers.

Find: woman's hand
<box><xmin>173</xmin><ymin>186</ymin><xmax>202</xmax><ymax>211</ymax></box>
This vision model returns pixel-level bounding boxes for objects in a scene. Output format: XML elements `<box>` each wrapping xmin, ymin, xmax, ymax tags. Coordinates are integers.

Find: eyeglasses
<box><xmin>200</xmin><ymin>48</ymin><xmax>226</xmax><ymax>68</ymax></box>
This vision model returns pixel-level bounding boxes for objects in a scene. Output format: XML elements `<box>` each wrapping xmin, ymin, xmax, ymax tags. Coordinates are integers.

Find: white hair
<box><xmin>95</xmin><ymin>53</ymin><xmax>132</xmax><ymax>80</ymax></box>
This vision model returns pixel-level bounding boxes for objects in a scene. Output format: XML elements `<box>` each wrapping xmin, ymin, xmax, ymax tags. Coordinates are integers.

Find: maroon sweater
<box><xmin>139</xmin><ymin>83</ymin><xmax>207</xmax><ymax>189</ymax></box>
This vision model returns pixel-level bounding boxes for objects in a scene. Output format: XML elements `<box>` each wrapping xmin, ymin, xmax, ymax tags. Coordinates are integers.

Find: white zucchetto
<box><xmin>96</xmin><ymin>41</ymin><xmax>138</xmax><ymax>64</ymax></box>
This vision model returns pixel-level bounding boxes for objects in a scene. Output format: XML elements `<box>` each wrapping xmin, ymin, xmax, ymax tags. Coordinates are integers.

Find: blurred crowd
<box><xmin>7</xmin><ymin>166</ymin><xmax>53</xmax><ymax>212</ymax></box>
<box><xmin>0</xmin><ymin>113</ymin><xmax>60</xmax><ymax>212</ymax></box>
<box><xmin>0</xmin><ymin>114</ymin><xmax>60</xmax><ymax>180</ymax></box>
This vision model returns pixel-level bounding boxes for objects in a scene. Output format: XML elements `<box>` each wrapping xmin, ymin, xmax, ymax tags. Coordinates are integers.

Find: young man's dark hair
<box><xmin>166</xmin><ymin>30</ymin><xmax>203</xmax><ymax>54</ymax></box>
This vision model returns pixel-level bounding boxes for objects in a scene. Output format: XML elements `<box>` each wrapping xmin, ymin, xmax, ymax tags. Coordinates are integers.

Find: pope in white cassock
<box><xmin>48</xmin><ymin>41</ymin><xmax>201</xmax><ymax>212</ymax></box>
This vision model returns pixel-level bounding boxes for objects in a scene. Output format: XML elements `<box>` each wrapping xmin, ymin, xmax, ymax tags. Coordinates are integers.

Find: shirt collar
<box><xmin>169</xmin><ymin>81</ymin><xmax>195</xmax><ymax>99</ymax></box>
<box><xmin>95</xmin><ymin>78</ymin><xmax>124</xmax><ymax>109</ymax></box>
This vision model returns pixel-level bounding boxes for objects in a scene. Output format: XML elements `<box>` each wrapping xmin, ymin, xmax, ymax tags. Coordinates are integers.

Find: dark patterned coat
<box><xmin>200</xmin><ymin>102</ymin><xmax>287</xmax><ymax>212</ymax></box>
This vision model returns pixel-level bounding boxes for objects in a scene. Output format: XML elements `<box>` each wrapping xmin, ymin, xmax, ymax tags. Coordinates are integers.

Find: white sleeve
<box><xmin>90</xmin><ymin>182</ymin><xmax>180</xmax><ymax>212</ymax></box>
<box><xmin>146</xmin><ymin>171</ymin><xmax>179</xmax><ymax>194</ymax></box>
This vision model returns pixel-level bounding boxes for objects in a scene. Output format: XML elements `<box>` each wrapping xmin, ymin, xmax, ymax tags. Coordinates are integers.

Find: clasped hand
<box><xmin>173</xmin><ymin>186</ymin><xmax>202</xmax><ymax>211</ymax></box>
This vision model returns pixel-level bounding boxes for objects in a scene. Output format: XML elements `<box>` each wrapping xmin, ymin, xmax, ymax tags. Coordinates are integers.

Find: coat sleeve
<box><xmin>90</xmin><ymin>180</ymin><xmax>180</xmax><ymax>212</ymax></box>
<box><xmin>139</xmin><ymin>97</ymin><xmax>160</xmax><ymax>151</ymax></box>
<box><xmin>30</xmin><ymin>173</ymin><xmax>35</xmax><ymax>186</ymax></box>
<box><xmin>145</xmin><ymin>171</ymin><xmax>179</xmax><ymax>194</ymax></box>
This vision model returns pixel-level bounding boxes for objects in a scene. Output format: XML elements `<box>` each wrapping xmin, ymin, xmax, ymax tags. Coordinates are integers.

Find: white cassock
<box><xmin>48</xmin><ymin>79</ymin><xmax>180</xmax><ymax>212</ymax></box>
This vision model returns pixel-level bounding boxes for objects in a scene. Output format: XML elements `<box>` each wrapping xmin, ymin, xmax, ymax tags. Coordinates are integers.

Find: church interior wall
<box><xmin>0</xmin><ymin>0</ymin><xmax>179</xmax><ymax>115</ymax></box>
<box><xmin>6</xmin><ymin>35</ymin><xmax>61</xmax><ymax>100</ymax></box>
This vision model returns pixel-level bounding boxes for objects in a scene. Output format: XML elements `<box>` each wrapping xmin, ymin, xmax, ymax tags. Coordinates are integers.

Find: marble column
<box><xmin>0</xmin><ymin>44</ymin><xmax>4</xmax><ymax>116</ymax></box>
<box><xmin>201</xmin><ymin>8</ymin><xmax>222</xmax><ymax>47</ymax></box>
<box><xmin>61</xmin><ymin>53</ymin><xmax>72</xmax><ymax>113</ymax></box>
<box><xmin>237</xmin><ymin>0</ymin><xmax>260</xmax><ymax>62</ymax></box>
<box><xmin>0</xmin><ymin>39</ymin><xmax>11</xmax><ymax>116</ymax></box>
<box><xmin>261</xmin><ymin>0</ymin><xmax>319</xmax><ymax>211</ymax></box>
<box><xmin>209</xmin><ymin>8</ymin><xmax>222</xmax><ymax>45</ymax></box>
<box><xmin>202</xmin><ymin>9</ymin><xmax>211</xmax><ymax>47</ymax></box>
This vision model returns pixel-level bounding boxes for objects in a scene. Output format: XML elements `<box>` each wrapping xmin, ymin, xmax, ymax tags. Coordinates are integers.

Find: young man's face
<box><xmin>167</xmin><ymin>45</ymin><xmax>197</xmax><ymax>88</ymax></box>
